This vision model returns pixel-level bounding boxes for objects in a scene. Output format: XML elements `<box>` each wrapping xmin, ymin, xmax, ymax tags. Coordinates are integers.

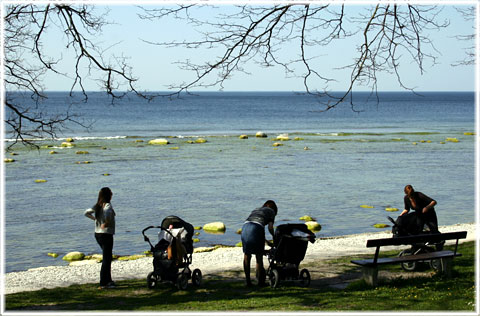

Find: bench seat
<box><xmin>351</xmin><ymin>250</ymin><xmax>461</xmax><ymax>267</ymax></box>
<box><xmin>350</xmin><ymin>231</ymin><xmax>467</xmax><ymax>286</ymax></box>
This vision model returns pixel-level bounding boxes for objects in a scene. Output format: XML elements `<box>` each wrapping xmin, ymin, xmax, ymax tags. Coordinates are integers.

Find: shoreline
<box><xmin>3</xmin><ymin>222</ymin><xmax>476</xmax><ymax>295</ymax></box>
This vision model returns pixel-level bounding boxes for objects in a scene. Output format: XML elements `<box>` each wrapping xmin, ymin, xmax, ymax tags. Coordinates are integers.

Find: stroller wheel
<box><xmin>269</xmin><ymin>269</ymin><xmax>280</xmax><ymax>288</ymax></box>
<box><xmin>147</xmin><ymin>272</ymin><xmax>158</xmax><ymax>289</ymax></box>
<box><xmin>299</xmin><ymin>269</ymin><xmax>311</xmax><ymax>287</ymax></box>
<box><xmin>176</xmin><ymin>273</ymin><xmax>188</xmax><ymax>290</ymax></box>
<box><xmin>399</xmin><ymin>249</ymin><xmax>417</xmax><ymax>271</ymax></box>
<box><xmin>192</xmin><ymin>268</ymin><xmax>202</xmax><ymax>286</ymax></box>
<box><xmin>430</xmin><ymin>258</ymin><xmax>442</xmax><ymax>271</ymax></box>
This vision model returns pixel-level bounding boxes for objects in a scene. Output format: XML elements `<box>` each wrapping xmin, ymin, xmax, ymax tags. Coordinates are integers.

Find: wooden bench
<box><xmin>351</xmin><ymin>231</ymin><xmax>467</xmax><ymax>286</ymax></box>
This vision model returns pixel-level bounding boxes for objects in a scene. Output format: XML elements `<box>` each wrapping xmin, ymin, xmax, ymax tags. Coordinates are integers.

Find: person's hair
<box><xmin>93</xmin><ymin>187</ymin><xmax>112</xmax><ymax>221</ymax></box>
<box><xmin>404</xmin><ymin>185</ymin><xmax>415</xmax><ymax>197</ymax></box>
<box><xmin>263</xmin><ymin>200</ymin><xmax>278</xmax><ymax>215</ymax></box>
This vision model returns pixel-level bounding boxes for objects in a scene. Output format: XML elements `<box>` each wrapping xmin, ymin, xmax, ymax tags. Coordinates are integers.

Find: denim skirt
<box><xmin>241</xmin><ymin>221</ymin><xmax>265</xmax><ymax>255</ymax></box>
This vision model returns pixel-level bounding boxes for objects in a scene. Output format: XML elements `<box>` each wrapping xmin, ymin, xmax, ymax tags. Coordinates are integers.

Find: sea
<box><xmin>3</xmin><ymin>91</ymin><xmax>477</xmax><ymax>273</ymax></box>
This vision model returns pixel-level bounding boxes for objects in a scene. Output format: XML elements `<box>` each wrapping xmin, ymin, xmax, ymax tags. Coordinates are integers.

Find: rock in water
<box><xmin>62</xmin><ymin>251</ymin><xmax>85</xmax><ymax>262</ymax></box>
<box><xmin>148</xmin><ymin>138</ymin><xmax>170</xmax><ymax>145</ymax></box>
<box><xmin>203</xmin><ymin>222</ymin><xmax>226</xmax><ymax>233</ymax></box>
<box><xmin>305</xmin><ymin>221</ymin><xmax>321</xmax><ymax>232</ymax></box>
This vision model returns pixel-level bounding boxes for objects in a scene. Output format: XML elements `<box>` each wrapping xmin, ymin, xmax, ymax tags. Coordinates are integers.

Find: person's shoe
<box><xmin>100</xmin><ymin>282</ymin><xmax>116</xmax><ymax>289</ymax></box>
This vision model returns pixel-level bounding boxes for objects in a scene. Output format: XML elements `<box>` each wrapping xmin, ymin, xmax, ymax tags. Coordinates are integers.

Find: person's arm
<box><xmin>267</xmin><ymin>222</ymin><xmax>274</xmax><ymax>237</ymax></box>
<box><xmin>422</xmin><ymin>198</ymin><xmax>437</xmax><ymax>213</ymax></box>
<box><xmin>84</xmin><ymin>208</ymin><xmax>95</xmax><ymax>221</ymax></box>
<box><xmin>401</xmin><ymin>196</ymin><xmax>410</xmax><ymax>216</ymax></box>
<box><xmin>416</xmin><ymin>192</ymin><xmax>436</xmax><ymax>213</ymax></box>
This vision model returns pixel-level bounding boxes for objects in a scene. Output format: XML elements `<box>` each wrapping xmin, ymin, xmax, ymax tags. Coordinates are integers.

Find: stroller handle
<box><xmin>142</xmin><ymin>225</ymin><xmax>177</xmax><ymax>249</ymax></box>
<box><xmin>387</xmin><ymin>216</ymin><xmax>396</xmax><ymax>225</ymax></box>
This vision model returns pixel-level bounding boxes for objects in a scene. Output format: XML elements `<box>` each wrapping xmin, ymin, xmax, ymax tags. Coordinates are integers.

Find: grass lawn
<box><xmin>4</xmin><ymin>241</ymin><xmax>476</xmax><ymax>312</ymax></box>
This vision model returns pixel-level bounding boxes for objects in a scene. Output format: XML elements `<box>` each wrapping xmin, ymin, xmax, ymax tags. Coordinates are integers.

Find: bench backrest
<box><xmin>365</xmin><ymin>231</ymin><xmax>467</xmax><ymax>248</ymax></box>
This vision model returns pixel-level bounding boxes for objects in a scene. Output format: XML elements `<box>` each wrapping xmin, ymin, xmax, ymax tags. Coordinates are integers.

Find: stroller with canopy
<box><xmin>142</xmin><ymin>215</ymin><xmax>202</xmax><ymax>290</ymax></box>
<box><xmin>387</xmin><ymin>213</ymin><xmax>444</xmax><ymax>271</ymax></box>
<box><xmin>265</xmin><ymin>223</ymin><xmax>316</xmax><ymax>288</ymax></box>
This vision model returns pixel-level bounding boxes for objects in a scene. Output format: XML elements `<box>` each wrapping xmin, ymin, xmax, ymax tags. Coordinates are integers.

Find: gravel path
<box><xmin>3</xmin><ymin>222</ymin><xmax>475</xmax><ymax>294</ymax></box>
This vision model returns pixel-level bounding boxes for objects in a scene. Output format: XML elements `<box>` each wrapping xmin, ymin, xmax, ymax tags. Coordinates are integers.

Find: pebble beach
<box><xmin>4</xmin><ymin>222</ymin><xmax>476</xmax><ymax>295</ymax></box>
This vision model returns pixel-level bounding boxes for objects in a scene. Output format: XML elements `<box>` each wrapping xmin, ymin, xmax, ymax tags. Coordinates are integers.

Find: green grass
<box><xmin>5</xmin><ymin>242</ymin><xmax>476</xmax><ymax>311</ymax></box>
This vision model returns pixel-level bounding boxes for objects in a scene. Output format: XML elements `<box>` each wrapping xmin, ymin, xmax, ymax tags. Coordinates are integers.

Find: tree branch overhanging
<box><xmin>139</xmin><ymin>4</ymin><xmax>453</xmax><ymax>110</ymax></box>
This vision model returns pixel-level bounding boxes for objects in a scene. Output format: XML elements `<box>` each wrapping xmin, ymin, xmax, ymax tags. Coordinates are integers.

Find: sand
<box><xmin>3</xmin><ymin>222</ymin><xmax>476</xmax><ymax>295</ymax></box>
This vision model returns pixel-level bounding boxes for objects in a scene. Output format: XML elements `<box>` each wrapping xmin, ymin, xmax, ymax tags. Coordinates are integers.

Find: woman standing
<box><xmin>84</xmin><ymin>187</ymin><xmax>116</xmax><ymax>289</ymax></box>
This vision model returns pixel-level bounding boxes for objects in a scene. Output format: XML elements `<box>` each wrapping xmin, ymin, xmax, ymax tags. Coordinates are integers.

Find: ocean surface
<box><xmin>3</xmin><ymin>91</ymin><xmax>476</xmax><ymax>273</ymax></box>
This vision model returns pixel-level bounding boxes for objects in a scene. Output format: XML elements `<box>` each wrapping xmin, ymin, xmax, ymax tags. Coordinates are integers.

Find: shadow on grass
<box><xmin>6</xmin><ymin>242</ymin><xmax>475</xmax><ymax>312</ymax></box>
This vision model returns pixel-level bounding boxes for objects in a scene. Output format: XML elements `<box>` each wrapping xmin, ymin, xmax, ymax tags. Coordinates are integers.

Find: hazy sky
<box><xmin>37</xmin><ymin>2</ymin><xmax>478</xmax><ymax>92</ymax></box>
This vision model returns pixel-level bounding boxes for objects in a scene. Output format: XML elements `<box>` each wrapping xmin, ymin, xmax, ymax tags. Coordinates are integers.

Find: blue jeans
<box><xmin>95</xmin><ymin>233</ymin><xmax>114</xmax><ymax>286</ymax></box>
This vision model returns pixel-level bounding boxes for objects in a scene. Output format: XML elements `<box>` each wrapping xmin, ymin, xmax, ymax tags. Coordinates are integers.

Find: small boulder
<box><xmin>305</xmin><ymin>221</ymin><xmax>321</xmax><ymax>233</ymax></box>
<box><xmin>47</xmin><ymin>252</ymin><xmax>59</xmax><ymax>258</ymax></box>
<box><xmin>256</xmin><ymin>131</ymin><xmax>268</xmax><ymax>138</ymax></box>
<box><xmin>360</xmin><ymin>205</ymin><xmax>374</xmax><ymax>209</ymax></box>
<box><xmin>239</xmin><ymin>134</ymin><xmax>248</xmax><ymax>139</ymax></box>
<box><xmin>299</xmin><ymin>215</ymin><xmax>314</xmax><ymax>222</ymax></box>
<box><xmin>195</xmin><ymin>138</ymin><xmax>207</xmax><ymax>143</ymax></box>
<box><xmin>273</xmin><ymin>142</ymin><xmax>283</xmax><ymax>147</ymax></box>
<box><xmin>148</xmin><ymin>138</ymin><xmax>170</xmax><ymax>145</ymax></box>
<box><xmin>446</xmin><ymin>137</ymin><xmax>459</xmax><ymax>143</ymax></box>
<box><xmin>275</xmin><ymin>134</ymin><xmax>289</xmax><ymax>141</ymax></box>
<box><xmin>76</xmin><ymin>151</ymin><xmax>89</xmax><ymax>155</ymax></box>
<box><xmin>385</xmin><ymin>207</ymin><xmax>399</xmax><ymax>212</ymax></box>
<box><xmin>4</xmin><ymin>158</ymin><xmax>15</xmax><ymax>163</ymax></box>
<box><xmin>373</xmin><ymin>223</ymin><xmax>390</xmax><ymax>229</ymax></box>
<box><xmin>61</xmin><ymin>142</ymin><xmax>75</xmax><ymax>148</ymax></box>
<box><xmin>62</xmin><ymin>251</ymin><xmax>85</xmax><ymax>262</ymax></box>
<box><xmin>35</xmin><ymin>179</ymin><xmax>47</xmax><ymax>183</ymax></box>
<box><xmin>203</xmin><ymin>222</ymin><xmax>226</xmax><ymax>233</ymax></box>
<box><xmin>65</xmin><ymin>138</ymin><xmax>75</xmax><ymax>143</ymax></box>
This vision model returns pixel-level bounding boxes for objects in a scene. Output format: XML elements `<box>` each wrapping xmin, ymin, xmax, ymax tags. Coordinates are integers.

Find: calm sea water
<box><xmin>3</xmin><ymin>91</ymin><xmax>476</xmax><ymax>272</ymax></box>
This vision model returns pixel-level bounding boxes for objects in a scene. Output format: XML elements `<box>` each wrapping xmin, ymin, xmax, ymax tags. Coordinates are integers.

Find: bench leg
<box><xmin>361</xmin><ymin>266</ymin><xmax>378</xmax><ymax>287</ymax></box>
<box><xmin>440</xmin><ymin>257</ymin><xmax>453</xmax><ymax>277</ymax></box>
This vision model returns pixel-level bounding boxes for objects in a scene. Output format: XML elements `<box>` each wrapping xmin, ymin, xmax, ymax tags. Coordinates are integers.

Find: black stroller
<box><xmin>142</xmin><ymin>215</ymin><xmax>202</xmax><ymax>290</ymax></box>
<box><xmin>387</xmin><ymin>213</ymin><xmax>444</xmax><ymax>271</ymax></box>
<box><xmin>265</xmin><ymin>223</ymin><xmax>316</xmax><ymax>288</ymax></box>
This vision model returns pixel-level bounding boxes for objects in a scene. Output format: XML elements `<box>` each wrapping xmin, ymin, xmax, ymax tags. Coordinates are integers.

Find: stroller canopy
<box><xmin>161</xmin><ymin>215</ymin><xmax>195</xmax><ymax>254</ymax></box>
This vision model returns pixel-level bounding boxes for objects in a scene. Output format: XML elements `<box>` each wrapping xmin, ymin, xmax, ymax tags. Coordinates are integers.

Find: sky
<box><xmin>13</xmin><ymin>2</ymin><xmax>480</xmax><ymax>92</ymax></box>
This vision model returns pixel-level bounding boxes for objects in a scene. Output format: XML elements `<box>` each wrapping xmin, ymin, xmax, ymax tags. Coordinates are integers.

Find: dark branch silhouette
<box><xmin>4</xmin><ymin>4</ymin><xmax>146</xmax><ymax>148</ymax></box>
<box><xmin>140</xmin><ymin>4</ymin><xmax>452</xmax><ymax>110</ymax></box>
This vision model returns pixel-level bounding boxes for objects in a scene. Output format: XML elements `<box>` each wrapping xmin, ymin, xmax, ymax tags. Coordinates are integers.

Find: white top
<box><xmin>84</xmin><ymin>203</ymin><xmax>115</xmax><ymax>234</ymax></box>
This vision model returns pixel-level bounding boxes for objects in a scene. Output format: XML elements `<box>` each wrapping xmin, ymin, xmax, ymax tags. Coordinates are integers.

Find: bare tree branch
<box><xmin>139</xmin><ymin>4</ymin><xmax>454</xmax><ymax>110</ymax></box>
<box><xmin>3</xmin><ymin>4</ymin><xmax>147</xmax><ymax>148</ymax></box>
